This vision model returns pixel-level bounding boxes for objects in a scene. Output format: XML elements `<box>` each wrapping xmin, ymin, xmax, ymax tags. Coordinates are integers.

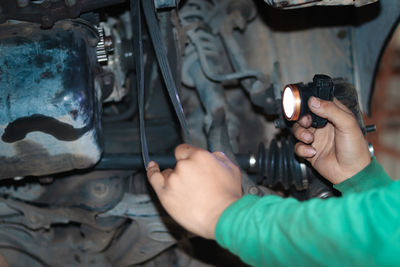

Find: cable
<box><xmin>141</xmin><ymin>0</ymin><xmax>192</xmax><ymax>144</ymax></box>
<box><xmin>131</xmin><ymin>0</ymin><xmax>150</xmax><ymax>168</ymax></box>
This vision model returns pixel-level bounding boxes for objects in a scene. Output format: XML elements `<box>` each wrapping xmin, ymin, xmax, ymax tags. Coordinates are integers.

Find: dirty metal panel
<box><xmin>272</xmin><ymin>26</ymin><xmax>355</xmax><ymax>90</ymax></box>
<box><xmin>0</xmin><ymin>21</ymin><xmax>103</xmax><ymax>179</ymax></box>
<box><xmin>243</xmin><ymin>2</ymin><xmax>398</xmax><ymax>113</ymax></box>
<box><xmin>352</xmin><ymin>0</ymin><xmax>400</xmax><ymax>113</ymax></box>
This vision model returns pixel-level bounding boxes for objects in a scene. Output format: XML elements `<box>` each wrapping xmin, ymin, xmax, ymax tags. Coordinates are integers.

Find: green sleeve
<box><xmin>215</xmin><ymin>163</ymin><xmax>399</xmax><ymax>267</ymax></box>
<box><xmin>334</xmin><ymin>157</ymin><xmax>393</xmax><ymax>194</ymax></box>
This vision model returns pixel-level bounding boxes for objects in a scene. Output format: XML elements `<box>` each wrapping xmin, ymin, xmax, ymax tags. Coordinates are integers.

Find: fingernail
<box><xmin>300</xmin><ymin>116</ymin><xmax>309</xmax><ymax>124</ymax></box>
<box><xmin>301</xmin><ymin>132</ymin><xmax>312</xmax><ymax>142</ymax></box>
<box><xmin>306</xmin><ymin>148</ymin><xmax>316</xmax><ymax>156</ymax></box>
<box><xmin>310</xmin><ymin>97</ymin><xmax>320</xmax><ymax>109</ymax></box>
<box><xmin>148</xmin><ymin>161</ymin><xmax>155</xmax><ymax>168</ymax></box>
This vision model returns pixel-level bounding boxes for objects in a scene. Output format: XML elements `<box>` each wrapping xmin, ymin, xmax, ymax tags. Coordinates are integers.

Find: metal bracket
<box><xmin>154</xmin><ymin>0</ymin><xmax>176</xmax><ymax>9</ymax></box>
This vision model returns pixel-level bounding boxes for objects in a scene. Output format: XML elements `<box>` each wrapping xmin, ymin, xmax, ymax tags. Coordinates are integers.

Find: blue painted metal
<box><xmin>0</xmin><ymin>20</ymin><xmax>103</xmax><ymax>179</ymax></box>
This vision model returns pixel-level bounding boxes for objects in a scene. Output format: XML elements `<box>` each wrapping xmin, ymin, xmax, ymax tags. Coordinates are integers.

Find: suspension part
<box><xmin>257</xmin><ymin>137</ymin><xmax>307</xmax><ymax>190</ymax></box>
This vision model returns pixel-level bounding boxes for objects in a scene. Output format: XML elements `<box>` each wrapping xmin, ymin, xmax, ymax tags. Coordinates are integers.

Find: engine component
<box><xmin>0</xmin><ymin>20</ymin><xmax>103</xmax><ymax>179</ymax></box>
<box><xmin>95</xmin><ymin>25</ymin><xmax>109</xmax><ymax>63</ymax></box>
<box><xmin>100</xmin><ymin>12</ymin><xmax>134</xmax><ymax>103</ymax></box>
<box><xmin>283</xmin><ymin>74</ymin><xmax>334</xmax><ymax>127</ymax></box>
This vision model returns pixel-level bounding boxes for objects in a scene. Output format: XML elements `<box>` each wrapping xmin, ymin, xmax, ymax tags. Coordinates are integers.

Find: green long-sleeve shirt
<box><xmin>215</xmin><ymin>159</ymin><xmax>397</xmax><ymax>266</ymax></box>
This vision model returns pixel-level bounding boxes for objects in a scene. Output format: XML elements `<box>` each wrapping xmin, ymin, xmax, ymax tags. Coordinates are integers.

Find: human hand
<box><xmin>146</xmin><ymin>144</ymin><xmax>242</xmax><ymax>240</ymax></box>
<box><xmin>293</xmin><ymin>97</ymin><xmax>371</xmax><ymax>184</ymax></box>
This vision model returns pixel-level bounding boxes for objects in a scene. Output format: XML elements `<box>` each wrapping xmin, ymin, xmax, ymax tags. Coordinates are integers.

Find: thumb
<box><xmin>308</xmin><ymin>97</ymin><xmax>357</xmax><ymax>132</ymax></box>
<box><xmin>146</xmin><ymin>161</ymin><xmax>166</xmax><ymax>191</ymax></box>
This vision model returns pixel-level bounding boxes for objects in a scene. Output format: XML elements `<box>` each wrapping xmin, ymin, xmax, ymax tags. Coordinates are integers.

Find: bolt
<box><xmin>365</xmin><ymin>124</ymin><xmax>377</xmax><ymax>133</ymax></box>
<box><xmin>17</xmin><ymin>0</ymin><xmax>30</xmax><ymax>8</ymax></box>
<box><xmin>92</xmin><ymin>182</ymin><xmax>109</xmax><ymax>198</ymax></box>
<box><xmin>65</xmin><ymin>0</ymin><xmax>76</xmax><ymax>7</ymax></box>
<box><xmin>249</xmin><ymin>186</ymin><xmax>259</xmax><ymax>195</ymax></box>
<box><xmin>104</xmin><ymin>36</ymin><xmax>114</xmax><ymax>53</ymax></box>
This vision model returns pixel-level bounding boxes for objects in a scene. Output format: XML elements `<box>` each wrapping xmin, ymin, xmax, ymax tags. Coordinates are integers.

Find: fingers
<box><xmin>147</xmin><ymin>161</ymin><xmax>160</xmax><ymax>178</ymax></box>
<box><xmin>298</xmin><ymin>114</ymin><xmax>312</xmax><ymax>128</ymax></box>
<box><xmin>308</xmin><ymin>97</ymin><xmax>357</xmax><ymax>131</ymax></box>
<box><xmin>147</xmin><ymin>161</ymin><xmax>166</xmax><ymax>191</ymax></box>
<box><xmin>212</xmin><ymin>151</ymin><xmax>230</xmax><ymax>164</ymax></box>
<box><xmin>175</xmin><ymin>144</ymin><xmax>200</xmax><ymax>161</ymax></box>
<box><xmin>294</xmin><ymin>142</ymin><xmax>316</xmax><ymax>158</ymax></box>
<box><xmin>293</xmin><ymin>123</ymin><xmax>314</xmax><ymax>144</ymax></box>
<box><xmin>293</xmin><ymin>114</ymin><xmax>314</xmax><ymax>144</ymax></box>
<box><xmin>161</xmin><ymin>169</ymin><xmax>174</xmax><ymax>179</ymax></box>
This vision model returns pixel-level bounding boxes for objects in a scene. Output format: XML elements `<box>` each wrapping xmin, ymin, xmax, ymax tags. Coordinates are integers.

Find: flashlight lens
<box><xmin>283</xmin><ymin>86</ymin><xmax>296</xmax><ymax>119</ymax></box>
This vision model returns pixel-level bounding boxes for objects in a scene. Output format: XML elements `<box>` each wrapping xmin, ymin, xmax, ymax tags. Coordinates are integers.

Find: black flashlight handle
<box><xmin>296</xmin><ymin>75</ymin><xmax>334</xmax><ymax>128</ymax></box>
<box><xmin>310</xmin><ymin>75</ymin><xmax>334</xmax><ymax>127</ymax></box>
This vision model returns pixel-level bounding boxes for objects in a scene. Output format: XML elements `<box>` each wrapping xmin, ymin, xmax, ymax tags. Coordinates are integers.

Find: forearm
<box><xmin>216</xmin><ymin>178</ymin><xmax>399</xmax><ymax>266</ymax></box>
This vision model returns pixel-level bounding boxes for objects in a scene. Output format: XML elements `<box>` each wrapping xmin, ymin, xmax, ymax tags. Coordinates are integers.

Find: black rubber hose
<box><xmin>81</xmin><ymin>0</ymin><xmax>126</xmax><ymax>12</ymax></box>
<box><xmin>96</xmin><ymin>153</ymin><xmax>253</xmax><ymax>170</ymax></box>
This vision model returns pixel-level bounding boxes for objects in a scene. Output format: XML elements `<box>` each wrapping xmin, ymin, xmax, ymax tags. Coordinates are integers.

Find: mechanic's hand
<box><xmin>146</xmin><ymin>144</ymin><xmax>242</xmax><ymax>240</ymax></box>
<box><xmin>293</xmin><ymin>97</ymin><xmax>371</xmax><ymax>184</ymax></box>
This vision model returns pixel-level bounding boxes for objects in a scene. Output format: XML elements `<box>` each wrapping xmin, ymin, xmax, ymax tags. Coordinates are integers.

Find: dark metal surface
<box><xmin>0</xmin><ymin>20</ymin><xmax>102</xmax><ymax>179</ymax></box>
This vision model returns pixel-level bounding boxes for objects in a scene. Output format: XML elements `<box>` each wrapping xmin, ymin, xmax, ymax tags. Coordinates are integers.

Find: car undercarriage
<box><xmin>0</xmin><ymin>0</ymin><xmax>399</xmax><ymax>266</ymax></box>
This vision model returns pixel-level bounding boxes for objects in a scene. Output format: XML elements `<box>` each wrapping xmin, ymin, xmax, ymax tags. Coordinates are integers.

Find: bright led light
<box><xmin>283</xmin><ymin>86</ymin><xmax>295</xmax><ymax>119</ymax></box>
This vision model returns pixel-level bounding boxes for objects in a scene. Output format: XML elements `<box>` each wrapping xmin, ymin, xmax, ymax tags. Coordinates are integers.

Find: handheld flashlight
<box><xmin>282</xmin><ymin>74</ymin><xmax>334</xmax><ymax>128</ymax></box>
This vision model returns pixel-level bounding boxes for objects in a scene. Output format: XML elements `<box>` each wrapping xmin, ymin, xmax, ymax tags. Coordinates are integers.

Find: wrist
<box><xmin>204</xmin><ymin>196</ymin><xmax>240</xmax><ymax>240</ymax></box>
<box><xmin>333</xmin><ymin>155</ymin><xmax>372</xmax><ymax>185</ymax></box>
